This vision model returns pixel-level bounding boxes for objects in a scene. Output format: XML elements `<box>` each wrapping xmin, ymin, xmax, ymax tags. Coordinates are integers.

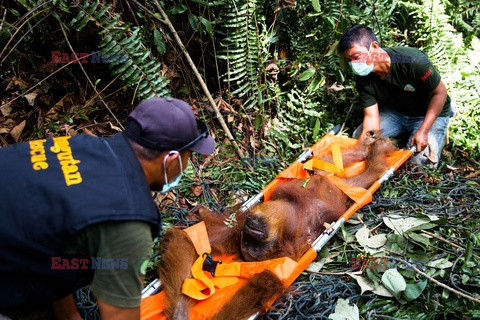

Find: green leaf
<box><xmin>325</xmin><ymin>41</ymin><xmax>339</xmax><ymax>57</ymax></box>
<box><xmin>381</xmin><ymin>269</ymin><xmax>406</xmax><ymax>297</ymax></box>
<box><xmin>171</xmin><ymin>4</ymin><xmax>188</xmax><ymax>15</ymax></box>
<box><xmin>404</xmin><ymin>280</ymin><xmax>427</xmax><ymax>301</ymax></box>
<box><xmin>298</xmin><ymin>67</ymin><xmax>316</xmax><ymax>81</ymax></box>
<box><xmin>200</xmin><ymin>17</ymin><xmax>213</xmax><ymax>35</ymax></box>
<box><xmin>328</xmin><ymin>298</ymin><xmax>359</xmax><ymax>320</ymax></box>
<box><xmin>312</xmin><ymin>118</ymin><xmax>320</xmax><ymax>138</ymax></box>
<box><xmin>188</xmin><ymin>14</ymin><xmax>200</xmax><ymax>31</ymax></box>
<box><xmin>153</xmin><ymin>29</ymin><xmax>166</xmax><ymax>55</ymax></box>
<box><xmin>339</xmin><ymin>223</ymin><xmax>355</xmax><ymax>243</ymax></box>
<box><xmin>312</xmin><ymin>0</ymin><xmax>321</xmax><ymax>12</ymax></box>
<box><xmin>405</xmin><ymin>232</ymin><xmax>430</xmax><ymax>247</ymax></box>
<box><xmin>254</xmin><ymin>114</ymin><xmax>264</xmax><ymax>129</ymax></box>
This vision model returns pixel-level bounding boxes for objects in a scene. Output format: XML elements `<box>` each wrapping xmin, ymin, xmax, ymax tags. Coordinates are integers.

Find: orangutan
<box><xmin>157</xmin><ymin>131</ymin><xmax>397</xmax><ymax>319</ymax></box>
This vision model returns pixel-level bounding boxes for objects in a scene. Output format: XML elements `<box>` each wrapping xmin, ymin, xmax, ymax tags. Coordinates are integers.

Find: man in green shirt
<box><xmin>0</xmin><ymin>97</ymin><xmax>215</xmax><ymax>320</ymax></box>
<box><xmin>339</xmin><ymin>25</ymin><xmax>451</xmax><ymax>167</ymax></box>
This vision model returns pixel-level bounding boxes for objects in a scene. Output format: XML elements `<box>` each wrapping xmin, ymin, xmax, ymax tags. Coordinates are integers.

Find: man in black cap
<box><xmin>0</xmin><ymin>97</ymin><xmax>215</xmax><ymax>319</ymax></box>
<box><xmin>339</xmin><ymin>25</ymin><xmax>451</xmax><ymax>167</ymax></box>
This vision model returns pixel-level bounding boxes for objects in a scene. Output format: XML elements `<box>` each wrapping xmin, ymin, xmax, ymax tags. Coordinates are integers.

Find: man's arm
<box><xmin>361</xmin><ymin>103</ymin><xmax>380</xmax><ymax>138</ymax></box>
<box><xmin>97</xmin><ymin>298</ymin><xmax>140</xmax><ymax>320</ymax></box>
<box><xmin>409</xmin><ymin>80</ymin><xmax>447</xmax><ymax>151</ymax></box>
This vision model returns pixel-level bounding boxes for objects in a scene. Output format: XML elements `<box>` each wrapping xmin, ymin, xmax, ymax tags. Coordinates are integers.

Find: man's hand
<box><xmin>410</xmin><ymin>80</ymin><xmax>447</xmax><ymax>152</ymax></box>
<box><xmin>98</xmin><ymin>298</ymin><xmax>140</xmax><ymax>320</ymax></box>
<box><xmin>409</xmin><ymin>128</ymin><xmax>428</xmax><ymax>152</ymax></box>
<box><xmin>361</xmin><ymin>103</ymin><xmax>381</xmax><ymax>138</ymax></box>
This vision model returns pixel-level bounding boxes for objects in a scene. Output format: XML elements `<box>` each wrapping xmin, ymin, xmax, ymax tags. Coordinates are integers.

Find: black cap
<box><xmin>125</xmin><ymin>97</ymin><xmax>215</xmax><ymax>154</ymax></box>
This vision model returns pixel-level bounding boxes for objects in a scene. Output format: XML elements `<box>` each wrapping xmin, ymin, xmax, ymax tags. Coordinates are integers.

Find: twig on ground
<box><xmin>389</xmin><ymin>256</ymin><xmax>480</xmax><ymax>304</ymax></box>
<box><xmin>421</xmin><ymin>230</ymin><xmax>480</xmax><ymax>260</ymax></box>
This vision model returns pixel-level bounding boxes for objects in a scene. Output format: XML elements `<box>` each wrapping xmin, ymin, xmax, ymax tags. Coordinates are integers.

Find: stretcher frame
<box><xmin>141</xmin><ymin>132</ymin><xmax>414</xmax><ymax>320</ymax></box>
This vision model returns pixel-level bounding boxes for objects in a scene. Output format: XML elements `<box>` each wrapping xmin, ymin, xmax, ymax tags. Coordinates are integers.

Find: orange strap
<box><xmin>181</xmin><ymin>222</ymin><xmax>297</xmax><ymax>301</ymax></box>
<box><xmin>303</xmin><ymin>143</ymin><xmax>345</xmax><ymax>176</ymax></box>
<box><xmin>325</xmin><ymin>175</ymin><xmax>372</xmax><ymax>205</ymax></box>
<box><xmin>183</xmin><ymin>222</ymin><xmax>212</xmax><ymax>255</ymax></box>
<box><xmin>331</xmin><ymin>143</ymin><xmax>344</xmax><ymax>172</ymax></box>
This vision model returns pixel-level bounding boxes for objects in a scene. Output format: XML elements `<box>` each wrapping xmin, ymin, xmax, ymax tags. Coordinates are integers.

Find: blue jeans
<box><xmin>354</xmin><ymin>108</ymin><xmax>450</xmax><ymax>166</ymax></box>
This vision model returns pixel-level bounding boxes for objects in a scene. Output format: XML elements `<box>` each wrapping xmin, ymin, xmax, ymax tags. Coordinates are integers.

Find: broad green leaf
<box><xmin>298</xmin><ymin>67</ymin><xmax>316</xmax><ymax>81</ymax></box>
<box><xmin>407</xmin><ymin>222</ymin><xmax>438</xmax><ymax>232</ymax></box>
<box><xmin>171</xmin><ymin>4</ymin><xmax>188</xmax><ymax>15</ymax></box>
<box><xmin>339</xmin><ymin>223</ymin><xmax>355</xmax><ymax>243</ymax></box>
<box><xmin>366</xmin><ymin>234</ymin><xmax>388</xmax><ymax>248</ymax></box>
<box><xmin>328</xmin><ymin>298</ymin><xmax>359</xmax><ymax>320</ymax></box>
<box><xmin>355</xmin><ymin>225</ymin><xmax>369</xmax><ymax>247</ymax></box>
<box><xmin>312</xmin><ymin>0</ymin><xmax>321</xmax><ymax>12</ymax></box>
<box><xmin>254</xmin><ymin>114</ymin><xmax>264</xmax><ymax>130</ymax></box>
<box><xmin>381</xmin><ymin>269</ymin><xmax>406</xmax><ymax>296</ymax></box>
<box><xmin>200</xmin><ymin>17</ymin><xmax>213</xmax><ymax>35</ymax></box>
<box><xmin>325</xmin><ymin>41</ymin><xmax>339</xmax><ymax>57</ymax></box>
<box><xmin>404</xmin><ymin>280</ymin><xmax>427</xmax><ymax>301</ymax></box>
<box><xmin>355</xmin><ymin>226</ymin><xmax>387</xmax><ymax>252</ymax></box>
<box><xmin>406</xmin><ymin>232</ymin><xmax>430</xmax><ymax>247</ymax></box>
<box><xmin>188</xmin><ymin>14</ymin><xmax>200</xmax><ymax>31</ymax></box>
<box><xmin>383</xmin><ymin>215</ymin><xmax>432</xmax><ymax>235</ymax></box>
<box><xmin>427</xmin><ymin>258</ymin><xmax>453</xmax><ymax>269</ymax></box>
<box><xmin>347</xmin><ymin>272</ymin><xmax>393</xmax><ymax>297</ymax></box>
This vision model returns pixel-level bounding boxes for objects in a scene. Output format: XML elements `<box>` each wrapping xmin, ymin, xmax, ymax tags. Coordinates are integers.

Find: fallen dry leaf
<box><xmin>24</xmin><ymin>92</ymin><xmax>38</xmax><ymax>106</ymax></box>
<box><xmin>1</xmin><ymin>105</ymin><xmax>12</xmax><ymax>117</ymax></box>
<box><xmin>191</xmin><ymin>185</ymin><xmax>203</xmax><ymax>197</ymax></box>
<box><xmin>10</xmin><ymin>120</ymin><xmax>26</xmax><ymax>142</ymax></box>
<box><xmin>466</xmin><ymin>170</ymin><xmax>480</xmax><ymax>178</ymax></box>
<box><xmin>0</xmin><ymin>118</ymin><xmax>16</xmax><ymax>134</ymax></box>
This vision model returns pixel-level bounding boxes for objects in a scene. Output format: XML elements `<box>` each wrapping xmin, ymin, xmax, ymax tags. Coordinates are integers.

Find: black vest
<box><xmin>0</xmin><ymin>132</ymin><xmax>160</xmax><ymax>308</ymax></box>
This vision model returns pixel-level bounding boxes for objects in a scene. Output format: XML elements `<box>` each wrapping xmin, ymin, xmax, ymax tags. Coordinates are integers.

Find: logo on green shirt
<box><xmin>403</xmin><ymin>84</ymin><xmax>415</xmax><ymax>92</ymax></box>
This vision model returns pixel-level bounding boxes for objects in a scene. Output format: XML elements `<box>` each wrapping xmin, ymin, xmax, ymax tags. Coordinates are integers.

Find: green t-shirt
<box><xmin>355</xmin><ymin>46</ymin><xmax>450</xmax><ymax>117</ymax></box>
<box><xmin>65</xmin><ymin>221</ymin><xmax>152</xmax><ymax>308</ymax></box>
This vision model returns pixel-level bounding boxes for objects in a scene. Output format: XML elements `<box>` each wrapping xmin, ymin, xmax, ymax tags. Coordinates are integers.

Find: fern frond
<box><xmin>67</xmin><ymin>0</ymin><xmax>169</xmax><ymax>100</ymax></box>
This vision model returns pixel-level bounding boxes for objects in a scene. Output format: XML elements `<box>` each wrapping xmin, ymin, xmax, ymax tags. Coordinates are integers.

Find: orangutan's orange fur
<box><xmin>157</xmin><ymin>131</ymin><xmax>397</xmax><ymax>319</ymax></box>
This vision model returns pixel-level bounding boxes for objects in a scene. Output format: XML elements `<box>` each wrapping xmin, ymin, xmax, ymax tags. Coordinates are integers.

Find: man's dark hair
<box><xmin>338</xmin><ymin>25</ymin><xmax>379</xmax><ymax>53</ymax></box>
<box><xmin>127</xmin><ymin>138</ymin><xmax>165</xmax><ymax>161</ymax></box>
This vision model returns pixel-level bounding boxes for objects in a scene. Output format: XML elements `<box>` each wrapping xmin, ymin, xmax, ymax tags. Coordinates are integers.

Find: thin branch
<box><xmin>390</xmin><ymin>256</ymin><xmax>480</xmax><ymax>305</ymax></box>
<box><xmin>59</xmin><ymin>23</ymin><xmax>124</xmax><ymax>130</ymax></box>
<box><xmin>0</xmin><ymin>8</ymin><xmax>50</xmax><ymax>64</ymax></box>
<box><xmin>152</xmin><ymin>0</ymin><xmax>245</xmax><ymax>159</ymax></box>
<box><xmin>421</xmin><ymin>230</ymin><xmax>480</xmax><ymax>260</ymax></box>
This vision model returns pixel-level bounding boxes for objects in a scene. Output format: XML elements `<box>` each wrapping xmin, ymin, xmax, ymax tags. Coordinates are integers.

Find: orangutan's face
<box><xmin>240</xmin><ymin>200</ymin><xmax>295</xmax><ymax>261</ymax></box>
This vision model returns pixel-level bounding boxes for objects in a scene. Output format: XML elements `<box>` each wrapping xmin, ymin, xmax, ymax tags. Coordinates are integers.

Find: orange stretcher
<box><xmin>140</xmin><ymin>134</ymin><xmax>414</xmax><ymax>320</ymax></box>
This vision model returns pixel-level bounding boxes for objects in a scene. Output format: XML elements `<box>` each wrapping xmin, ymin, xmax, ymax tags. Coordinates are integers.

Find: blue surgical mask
<box><xmin>349</xmin><ymin>61</ymin><xmax>374</xmax><ymax>76</ymax></box>
<box><xmin>161</xmin><ymin>151</ymin><xmax>183</xmax><ymax>194</ymax></box>
<box><xmin>349</xmin><ymin>44</ymin><xmax>374</xmax><ymax>76</ymax></box>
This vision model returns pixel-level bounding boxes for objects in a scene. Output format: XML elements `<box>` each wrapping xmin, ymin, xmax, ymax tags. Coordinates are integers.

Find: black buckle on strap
<box><xmin>202</xmin><ymin>253</ymin><xmax>222</xmax><ymax>276</ymax></box>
